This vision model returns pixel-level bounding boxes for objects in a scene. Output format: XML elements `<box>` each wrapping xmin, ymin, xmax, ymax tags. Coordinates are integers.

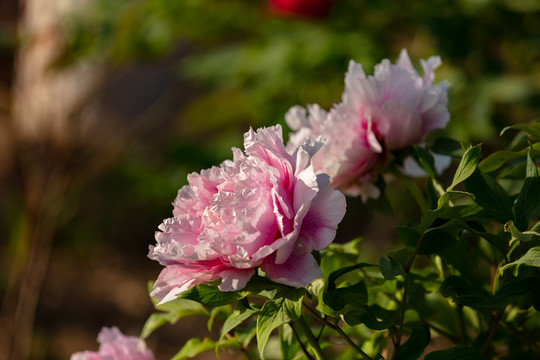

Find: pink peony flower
<box><xmin>70</xmin><ymin>327</ymin><xmax>154</xmax><ymax>360</ymax></box>
<box><xmin>269</xmin><ymin>0</ymin><xmax>332</xmax><ymax>19</ymax></box>
<box><xmin>149</xmin><ymin>125</ymin><xmax>346</xmax><ymax>304</ymax></box>
<box><xmin>286</xmin><ymin>49</ymin><xmax>450</xmax><ymax>200</ymax></box>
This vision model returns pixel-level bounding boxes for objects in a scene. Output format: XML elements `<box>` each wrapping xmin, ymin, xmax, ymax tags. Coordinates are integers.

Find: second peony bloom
<box><xmin>149</xmin><ymin>125</ymin><xmax>346</xmax><ymax>304</ymax></box>
<box><xmin>286</xmin><ymin>49</ymin><xmax>450</xmax><ymax>200</ymax></box>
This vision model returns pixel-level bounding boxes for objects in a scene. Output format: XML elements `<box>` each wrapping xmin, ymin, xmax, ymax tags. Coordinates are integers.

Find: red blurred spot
<box><xmin>269</xmin><ymin>0</ymin><xmax>332</xmax><ymax>19</ymax></box>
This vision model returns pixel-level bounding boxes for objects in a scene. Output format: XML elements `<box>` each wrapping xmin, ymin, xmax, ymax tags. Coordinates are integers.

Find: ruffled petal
<box><xmin>218</xmin><ymin>268</ymin><xmax>256</xmax><ymax>291</ymax></box>
<box><xmin>261</xmin><ymin>246</ymin><xmax>323</xmax><ymax>287</ymax></box>
<box><xmin>298</xmin><ymin>175</ymin><xmax>346</xmax><ymax>251</ymax></box>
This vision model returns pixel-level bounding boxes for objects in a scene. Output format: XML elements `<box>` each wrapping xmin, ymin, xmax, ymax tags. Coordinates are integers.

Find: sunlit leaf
<box><xmin>256</xmin><ymin>289</ymin><xmax>304</xmax><ymax>359</ymax></box>
<box><xmin>141</xmin><ymin>289</ymin><xmax>208</xmax><ymax>338</ymax></box>
<box><xmin>500</xmin><ymin>247</ymin><xmax>540</xmax><ymax>273</ymax></box>
<box><xmin>178</xmin><ymin>284</ymin><xmax>246</xmax><ymax>307</ymax></box>
<box><xmin>447</xmin><ymin>144</ymin><xmax>482</xmax><ymax>191</ymax></box>
<box><xmin>171</xmin><ymin>338</ymin><xmax>217</xmax><ymax>360</ymax></box>
<box><xmin>500</xmin><ymin>122</ymin><xmax>540</xmax><ymax>140</ymax></box>
<box><xmin>220</xmin><ymin>301</ymin><xmax>259</xmax><ymax>341</ymax></box>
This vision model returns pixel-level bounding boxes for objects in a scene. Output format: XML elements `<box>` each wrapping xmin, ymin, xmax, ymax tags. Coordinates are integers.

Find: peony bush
<box><xmin>72</xmin><ymin>51</ymin><xmax>540</xmax><ymax>360</ymax></box>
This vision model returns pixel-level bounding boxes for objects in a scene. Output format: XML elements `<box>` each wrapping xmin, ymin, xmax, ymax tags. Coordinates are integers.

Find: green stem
<box><xmin>390</xmin><ymin>167</ymin><xmax>428</xmax><ymax>214</ymax></box>
<box><xmin>392</xmin><ymin>274</ymin><xmax>410</xmax><ymax>359</ymax></box>
<box><xmin>392</xmin><ymin>233</ymin><xmax>423</xmax><ymax>359</ymax></box>
<box><xmin>289</xmin><ymin>322</ymin><xmax>316</xmax><ymax>360</ymax></box>
<box><xmin>481</xmin><ymin>307</ymin><xmax>506</xmax><ymax>355</ymax></box>
<box><xmin>332</xmin><ymin>320</ymin><xmax>375</xmax><ymax>360</ymax></box>
<box><xmin>454</xmin><ymin>304</ymin><xmax>468</xmax><ymax>345</ymax></box>
<box><xmin>296</xmin><ymin>316</ymin><xmax>327</xmax><ymax>360</ymax></box>
<box><xmin>302</xmin><ymin>302</ymin><xmax>336</xmax><ymax>330</ymax></box>
<box><xmin>302</xmin><ymin>302</ymin><xmax>374</xmax><ymax>360</ymax></box>
<box><xmin>425</xmin><ymin>321</ymin><xmax>460</xmax><ymax>343</ymax></box>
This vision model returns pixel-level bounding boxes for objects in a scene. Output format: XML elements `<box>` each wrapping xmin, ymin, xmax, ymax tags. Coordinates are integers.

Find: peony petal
<box><xmin>71</xmin><ymin>327</ymin><xmax>155</xmax><ymax>360</ymax></box>
<box><xmin>151</xmin><ymin>265</ymin><xmax>221</xmax><ymax>305</ymax></box>
<box><xmin>218</xmin><ymin>268</ymin><xmax>256</xmax><ymax>291</ymax></box>
<box><xmin>381</xmin><ymin>99</ymin><xmax>422</xmax><ymax>150</ymax></box>
<box><xmin>298</xmin><ymin>175</ymin><xmax>346</xmax><ymax>251</ymax></box>
<box><xmin>285</xmin><ymin>105</ymin><xmax>310</xmax><ymax>130</ymax></box>
<box><xmin>262</xmin><ymin>246</ymin><xmax>323</xmax><ymax>287</ymax></box>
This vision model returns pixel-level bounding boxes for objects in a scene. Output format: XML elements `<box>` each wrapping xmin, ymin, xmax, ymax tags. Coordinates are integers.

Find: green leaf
<box><xmin>394</xmin><ymin>323</ymin><xmax>430</xmax><ymax>360</ymax></box>
<box><xmin>323</xmin><ymin>281</ymin><xmax>368</xmax><ymax>311</ymax></box>
<box><xmin>447</xmin><ymin>144</ymin><xmax>482</xmax><ymax>191</ymax></box>
<box><xmin>141</xmin><ymin>297</ymin><xmax>208</xmax><ymax>338</ymax></box>
<box><xmin>398</xmin><ymin>226</ymin><xmax>457</xmax><ymax>255</ymax></box>
<box><xmin>220</xmin><ymin>302</ymin><xmax>259</xmax><ymax>341</ymax></box>
<box><xmin>418</xmin><ymin>211</ymin><xmax>438</xmax><ymax>234</ymax></box>
<box><xmin>500</xmin><ymin>246</ymin><xmax>540</xmax><ymax>273</ymax></box>
<box><xmin>430</xmin><ymin>137</ymin><xmax>464</xmax><ymax>158</ymax></box>
<box><xmin>207</xmin><ymin>305</ymin><xmax>231</xmax><ymax>331</ymax></box>
<box><xmin>504</xmin><ymin>220</ymin><xmax>540</xmax><ymax>242</ymax></box>
<box><xmin>500</xmin><ymin>122</ymin><xmax>540</xmax><ymax>140</ymax></box>
<box><xmin>412</xmin><ymin>145</ymin><xmax>437</xmax><ymax>179</ymax></box>
<box><xmin>171</xmin><ymin>338</ymin><xmax>217</xmax><ymax>360</ymax></box>
<box><xmin>437</xmin><ymin>191</ymin><xmax>475</xmax><ymax>210</ymax></box>
<box><xmin>306</xmin><ymin>278</ymin><xmax>325</xmax><ymax>297</ymax></box>
<box><xmin>256</xmin><ymin>289</ymin><xmax>304</xmax><ymax>359</ymax></box>
<box><xmin>178</xmin><ymin>283</ymin><xmax>246</xmax><ymax>307</ymax></box>
<box><xmin>418</xmin><ymin>228</ymin><xmax>457</xmax><ymax>255</ymax></box>
<box><xmin>465</xmin><ymin>169</ymin><xmax>515</xmax><ymax>223</ymax></box>
<box><xmin>343</xmin><ymin>305</ymin><xmax>395</xmax><ymax>330</ymax></box>
<box><xmin>397</xmin><ymin>226</ymin><xmax>421</xmax><ymax>247</ymax></box>
<box><xmin>514</xmin><ymin>148</ymin><xmax>540</xmax><ymax>231</ymax></box>
<box><xmin>437</xmin><ymin>204</ymin><xmax>483</xmax><ymax>221</ymax></box>
<box><xmin>327</xmin><ymin>262</ymin><xmax>375</xmax><ymax>290</ymax></box>
<box><xmin>379</xmin><ymin>255</ymin><xmax>405</xmax><ymax>279</ymax></box>
<box><xmin>479</xmin><ymin>149</ymin><xmax>527</xmax><ymax>173</ymax></box>
<box><xmin>460</xmin><ymin>140</ymin><xmax>472</xmax><ymax>151</ymax></box>
<box><xmin>424</xmin><ymin>346</ymin><xmax>490</xmax><ymax>360</ymax></box>
<box><xmin>439</xmin><ymin>241</ymin><xmax>479</xmax><ymax>285</ymax></box>
<box><xmin>439</xmin><ymin>276</ymin><xmax>476</xmax><ymax>300</ymax></box>
<box><xmin>457</xmin><ymin>278</ymin><xmax>540</xmax><ymax>309</ymax></box>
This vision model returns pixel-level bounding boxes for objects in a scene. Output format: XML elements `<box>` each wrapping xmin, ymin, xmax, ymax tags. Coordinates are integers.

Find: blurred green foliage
<box><xmin>61</xmin><ymin>0</ymin><xmax>540</xmax><ymax>146</ymax></box>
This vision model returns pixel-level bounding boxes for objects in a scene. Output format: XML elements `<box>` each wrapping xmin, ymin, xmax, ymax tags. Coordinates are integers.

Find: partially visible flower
<box><xmin>269</xmin><ymin>0</ymin><xmax>332</xmax><ymax>19</ymax></box>
<box><xmin>70</xmin><ymin>327</ymin><xmax>154</xmax><ymax>360</ymax></box>
<box><xmin>286</xmin><ymin>49</ymin><xmax>450</xmax><ymax>200</ymax></box>
<box><xmin>149</xmin><ymin>125</ymin><xmax>346</xmax><ymax>304</ymax></box>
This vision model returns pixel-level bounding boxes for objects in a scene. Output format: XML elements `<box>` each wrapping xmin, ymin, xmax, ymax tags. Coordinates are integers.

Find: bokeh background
<box><xmin>0</xmin><ymin>0</ymin><xmax>539</xmax><ymax>359</ymax></box>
